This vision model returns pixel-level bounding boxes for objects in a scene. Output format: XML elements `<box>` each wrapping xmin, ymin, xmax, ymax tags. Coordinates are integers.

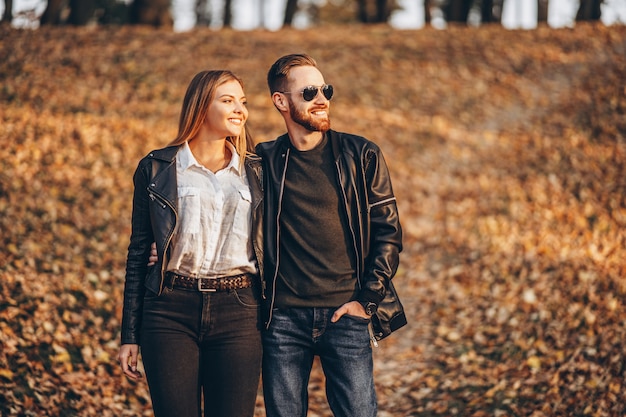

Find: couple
<box><xmin>118</xmin><ymin>53</ymin><xmax>403</xmax><ymax>417</ymax></box>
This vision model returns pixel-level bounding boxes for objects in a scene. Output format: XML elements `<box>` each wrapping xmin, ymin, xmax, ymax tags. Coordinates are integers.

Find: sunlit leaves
<box><xmin>1</xmin><ymin>22</ymin><xmax>625</xmax><ymax>416</ymax></box>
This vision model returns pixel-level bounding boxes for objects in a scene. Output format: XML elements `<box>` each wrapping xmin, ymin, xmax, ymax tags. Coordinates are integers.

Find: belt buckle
<box><xmin>198</xmin><ymin>278</ymin><xmax>217</xmax><ymax>292</ymax></box>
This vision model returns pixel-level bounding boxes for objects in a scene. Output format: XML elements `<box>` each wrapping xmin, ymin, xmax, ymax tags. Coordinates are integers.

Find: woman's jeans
<box><xmin>262</xmin><ymin>307</ymin><xmax>377</xmax><ymax>417</ymax></box>
<box><xmin>140</xmin><ymin>285</ymin><xmax>262</xmax><ymax>417</ymax></box>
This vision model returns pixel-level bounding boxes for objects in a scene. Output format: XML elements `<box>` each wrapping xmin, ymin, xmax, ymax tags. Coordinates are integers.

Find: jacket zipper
<box><xmin>266</xmin><ymin>148</ymin><xmax>290</xmax><ymax>328</ymax></box>
<box><xmin>245</xmin><ymin>159</ymin><xmax>266</xmax><ymax>297</ymax></box>
<box><xmin>148</xmin><ymin>187</ymin><xmax>178</xmax><ymax>295</ymax></box>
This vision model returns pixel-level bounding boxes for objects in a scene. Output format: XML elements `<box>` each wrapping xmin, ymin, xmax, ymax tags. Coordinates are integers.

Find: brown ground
<box><xmin>1</xmin><ymin>22</ymin><xmax>625</xmax><ymax>416</ymax></box>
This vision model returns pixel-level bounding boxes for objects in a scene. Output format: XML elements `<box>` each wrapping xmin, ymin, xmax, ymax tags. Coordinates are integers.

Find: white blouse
<box><xmin>166</xmin><ymin>141</ymin><xmax>257</xmax><ymax>278</ymax></box>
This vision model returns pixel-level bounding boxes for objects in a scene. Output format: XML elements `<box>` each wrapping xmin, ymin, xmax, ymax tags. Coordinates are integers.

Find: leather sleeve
<box><xmin>120</xmin><ymin>161</ymin><xmax>152</xmax><ymax>345</ymax></box>
<box><xmin>359</xmin><ymin>146</ymin><xmax>403</xmax><ymax>305</ymax></box>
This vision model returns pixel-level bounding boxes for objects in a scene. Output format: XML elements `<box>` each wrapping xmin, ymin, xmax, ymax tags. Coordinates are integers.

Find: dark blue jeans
<box><xmin>140</xmin><ymin>285</ymin><xmax>262</xmax><ymax>417</ymax></box>
<box><xmin>262</xmin><ymin>307</ymin><xmax>377</xmax><ymax>417</ymax></box>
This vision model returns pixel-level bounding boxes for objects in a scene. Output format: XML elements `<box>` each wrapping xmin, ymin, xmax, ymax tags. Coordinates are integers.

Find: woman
<box><xmin>118</xmin><ymin>70</ymin><xmax>263</xmax><ymax>417</ymax></box>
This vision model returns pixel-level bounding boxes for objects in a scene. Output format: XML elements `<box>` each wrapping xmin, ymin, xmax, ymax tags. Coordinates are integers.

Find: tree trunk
<box><xmin>375</xmin><ymin>0</ymin><xmax>390</xmax><ymax>22</ymax></box>
<box><xmin>283</xmin><ymin>0</ymin><xmax>298</xmax><ymax>26</ymax></box>
<box><xmin>356</xmin><ymin>0</ymin><xmax>390</xmax><ymax>23</ymax></box>
<box><xmin>1</xmin><ymin>0</ymin><xmax>12</xmax><ymax>24</ymax></box>
<box><xmin>444</xmin><ymin>0</ymin><xmax>473</xmax><ymax>23</ymax></box>
<box><xmin>481</xmin><ymin>0</ymin><xmax>493</xmax><ymax>22</ymax></box>
<box><xmin>223</xmin><ymin>0</ymin><xmax>232</xmax><ymax>26</ymax></box>
<box><xmin>196</xmin><ymin>0</ymin><xmax>211</xmax><ymax>26</ymax></box>
<box><xmin>480</xmin><ymin>0</ymin><xmax>503</xmax><ymax>23</ymax></box>
<box><xmin>537</xmin><ymin>0</ymin><xmax>548</xmax><ymax>22</ymax></box>
<box><xmin>40</xmin><ymin>0</ymin><xmax>65</xmax><ymax>25</ymax></box>
<box><xmin>357</xmin><ymin>0</ymin><xmax>368</xmax><ymax>22</ymax></box>
<box><xmin>130</xmin><ymin>0</ymin><xmax>173</xmax><ymax>27</ymax></box>
<box><xmin>67</xmin><ymin>0</ymin><xmax>96</xmax><ymax>25</ymax></box>
<box><xmin>494</xmin><ymin>0</ymin><xmax>504</xmax><ymax>23</ymax></box>
<box><xmin>424</xmin><ymin>0</ymin><xmax>432</xmax><ymax>23</ymax></box>
<box><xmin>576</xmin><ymin>0</ymin><xmax>602</xmax><ymax>21</ymax></box>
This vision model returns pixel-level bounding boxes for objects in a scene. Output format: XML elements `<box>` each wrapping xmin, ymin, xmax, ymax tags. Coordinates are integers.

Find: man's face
<box><xmin>285</xmin><ymin>66</ymin><xmax>331</xmax><ymax>133</ymax></box>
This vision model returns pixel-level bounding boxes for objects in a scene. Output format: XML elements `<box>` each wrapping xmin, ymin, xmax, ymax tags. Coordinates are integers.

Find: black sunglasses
<box><xmin>281</xmin><ymin>84</ymin><xmax>334</xmax><ymax>102</ymax></box>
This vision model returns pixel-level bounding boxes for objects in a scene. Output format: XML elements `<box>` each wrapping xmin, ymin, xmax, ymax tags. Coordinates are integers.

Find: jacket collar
<box><xmin>146</xmin><ymin>145</ymin><xmax>180</xmax><ymax>205</ymax></box>
<box><xmin>149</xmin><ymin>145</ymin><xmax>180</xmax><ymax>162</ymax></box>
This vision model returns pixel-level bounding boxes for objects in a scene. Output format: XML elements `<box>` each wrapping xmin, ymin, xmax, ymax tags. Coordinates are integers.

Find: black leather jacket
<box><xmin>255</xmin><ymin>129</ymin><xmax>402</xmax><ymax>329</ymax></box>
<box><xmin>120</xmin><ymin>145</ymin><xmax>264</xmax><ymax>345</ymax></box>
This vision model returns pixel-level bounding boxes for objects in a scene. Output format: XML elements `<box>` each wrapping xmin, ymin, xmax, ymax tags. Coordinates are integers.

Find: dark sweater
<box><xmin>274</xmin><ymin>135</ymin><xmax>358</xmax><ymax>308</ymax></box>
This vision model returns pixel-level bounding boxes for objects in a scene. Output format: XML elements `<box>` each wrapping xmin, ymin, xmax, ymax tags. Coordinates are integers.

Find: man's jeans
<box><xmin>140</xmin><ymin>286</ymin><xmax>262</xmax><ymax>417</ymax></box>
<box><xmin>262</xmin><ymin>307</ymin><xmax>377</xmax><ymax>417</ymax></box>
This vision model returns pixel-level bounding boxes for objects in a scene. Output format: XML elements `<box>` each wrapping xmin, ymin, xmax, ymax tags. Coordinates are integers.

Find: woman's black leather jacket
<box><xmin>120</xmin><ymin>145</ymin><xmax>264</xmax><ymax>345</ymax></box>
<box><xmin>255</xmin><ymin>129</ymin><xmax>402</xmax><ymax>329</ymax></box>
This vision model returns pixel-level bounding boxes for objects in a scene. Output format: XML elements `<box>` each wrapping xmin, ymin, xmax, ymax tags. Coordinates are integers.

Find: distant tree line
<box><xmin>0</xmin><ymin>0</ymin><xmax>606</xmax><ymax>28</ymax></box>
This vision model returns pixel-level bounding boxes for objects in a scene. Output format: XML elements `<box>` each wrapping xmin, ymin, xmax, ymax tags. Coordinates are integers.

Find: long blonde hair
<box><xmin>169</xmin><ymin>70</ymin><xmax>254</xmax><ymax>166</ymax></box>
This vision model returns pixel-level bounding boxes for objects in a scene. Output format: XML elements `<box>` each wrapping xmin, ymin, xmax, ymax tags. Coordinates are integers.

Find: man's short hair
<box><xmin>267</xmin><ymin>53</ymin><xmax>318</xmax><ymax>94</ymax></box>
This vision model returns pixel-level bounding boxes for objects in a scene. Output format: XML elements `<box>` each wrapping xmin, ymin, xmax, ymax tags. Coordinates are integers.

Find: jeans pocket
<box><xmin>343</xmin><ymin>314</ymin><xmax>371</xmax><ymax>324</ymax></box>
<box><xmin>231</xmin><ymin>287</ymin><xmax>260</xmax><ymax>308</ymax></box>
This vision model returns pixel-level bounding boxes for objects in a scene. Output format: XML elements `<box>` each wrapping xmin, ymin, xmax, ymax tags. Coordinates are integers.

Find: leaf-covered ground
<box><xmin>1</xmin><ymin>22</ymin><xmax>625</xmax><ymax>416</ymax></box>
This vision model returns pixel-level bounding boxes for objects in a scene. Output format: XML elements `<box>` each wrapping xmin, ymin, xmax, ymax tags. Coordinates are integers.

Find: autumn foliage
<box><xmin>1</xmin><ymin>22</ymin><xmax>625</xmax><ymax>416</ymax></box>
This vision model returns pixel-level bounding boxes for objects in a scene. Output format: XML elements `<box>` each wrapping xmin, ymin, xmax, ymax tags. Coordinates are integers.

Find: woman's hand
<box><xmin>118</xmin><ymin>344</ymin><xmax>143</xmax><ymax>380</ymax></box>
<box><xmin>147</xmin><ymin>242</ymin><xmax>158</xmax><ymax>266</ymax></box>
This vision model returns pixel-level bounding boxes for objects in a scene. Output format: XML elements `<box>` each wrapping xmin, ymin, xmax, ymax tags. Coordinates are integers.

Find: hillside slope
<box><xmin>1</xmin><ymin>23</ymin><xmax>625</xmax><ymax>416</ymax></box>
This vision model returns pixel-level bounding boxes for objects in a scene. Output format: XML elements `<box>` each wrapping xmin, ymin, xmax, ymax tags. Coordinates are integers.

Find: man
<box><xmin>256</xmin><ymin>53</ymin><xmax>403</xmax><ymax>417</ymax></box>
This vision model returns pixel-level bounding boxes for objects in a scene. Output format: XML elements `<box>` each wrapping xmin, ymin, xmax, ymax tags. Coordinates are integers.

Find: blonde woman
<box><xmin>118</xmin><ymin>70</ymin><xmax>263</xmax><ymax>417</ymax></box>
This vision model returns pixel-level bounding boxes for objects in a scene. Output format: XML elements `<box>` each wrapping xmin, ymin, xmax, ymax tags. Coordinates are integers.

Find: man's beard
<box><xmin>288</xmin><ymin>100</ymin><xmax>330</xmax><ymax>132</ymax></box>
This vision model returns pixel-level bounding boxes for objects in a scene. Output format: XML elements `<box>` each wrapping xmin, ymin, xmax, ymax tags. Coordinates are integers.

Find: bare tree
<box><xmin>576</xmin><ymin>0</ymin><xmax>602</xmax><ymax>21</ymax></box>
<box><xmin>444</xmin><ymin>0</ymin><xmax>473</xmax><ymax>23</ymax></box>
<box><xmin>223</xmin><ymin>0</ymin><xmax>233</xmax><ymax>26</ymax></box>
<box><xmin>40</xmin><ymin>0</ymin><xmax>111</xmax><ymax>26</ymax></box>
<box><xmin>67</xmin><ymin>0</ymin><xmax>96</xmax><ymax>25</ymax></box>
<box><xmin>480</xmin><ymin>0</ymin><xmax>493</xmax><ymax>23</ymax></box>
<box><xmin>424</xmin><ymin>0</ymin><xmax>432</xmax><ymax>23</ymax></box>
<box><xmin>1</xmin><ymin>0</ymin><xmax>13</xmax><ymax>24</ymax></box>
<box><xmin>427</xmin><ymin>0</ymin><xmax>505</xmax><ymax>26</ymax></box>
<box><xmin>356</xmin><ymin>0</ymin><xmax>392</xmax><ymax>23</ymax></box>
<box><xmin>376</xmin><ymin>0</ymin><xmax>391</xmax><ymax>22</ymax></box>
<box><xmin>196</xmin><ymin>0</ymin><xmax>211</xmax><ymax>26</ymax></box>
<box><xmin>130</xmin><ymin>0</ymin><xmax>173</xmax><ymax>26</ymax></box>
<box><xmin>283</xmin><ymin>0</ymin><xmax>297</xmax><ymax>26</ymax></box>
<box><xmin>40</xmin><ymin>0</ymin><xmax>66</xmax><ymax>25</ymax></box>
<box><xmin>480</xmin><ymin>0</ymin><xmax>503</xmax><ymax>24</ymax></box>
<box><xmin>538</xmin><ymin>0</ymin><xmax>548</xmax><ymax>22</ymax></box>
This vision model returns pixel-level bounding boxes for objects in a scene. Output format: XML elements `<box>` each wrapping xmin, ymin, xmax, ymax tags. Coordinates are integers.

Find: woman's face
<box><xmin>204</xmin><ymin>79</ymin><xmax>248</xmax><ymax>139</ymax></box>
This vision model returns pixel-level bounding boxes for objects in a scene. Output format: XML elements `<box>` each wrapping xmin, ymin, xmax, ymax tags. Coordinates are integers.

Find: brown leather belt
<box><xmin>166</xmin><ymin>272</ymin><xmax>255</xmax><ymax>292</ymax></box>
